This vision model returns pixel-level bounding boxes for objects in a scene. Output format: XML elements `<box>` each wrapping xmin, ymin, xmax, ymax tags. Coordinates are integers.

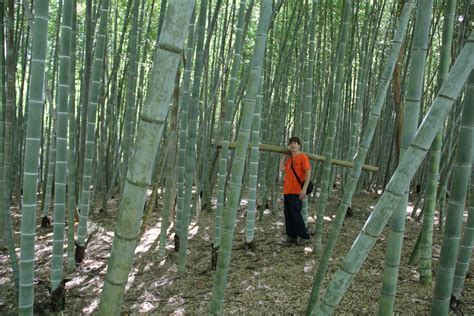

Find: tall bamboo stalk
<box><xmin>0</xmin><ymin>0</ymin><xmax>4</xmax><ymax>251</ymax></box>
<box><xmin>18</xmin><ymin>1</ymin><xmax>50</xmax><ymax>314</ymax></box>
<box><xmin>451</xmin><ymin>114</ymin><xmax>474</xmax><ymax>299</ymax></box>
<box><xmin>379</xmin><ymin>1</ymin><xmax>433</xmax><ymax>313</ymax></box>
<box><xmin>97</xmin><ymin>2</ymin><xmax>195</xmax><ymax>313</ymax></box>
<box><xmin>0</xmin><ymin>0</ymin><xmax>18</xmax><ymax>288</ymax></box>
<box><xmin>314</xmin><ymin>0</ymin><xmax>352</xmax><ymax>251</ymax></box>
<box><xmin>77</xmin><ymin>0</ymin><xmax>110</xmax><ymax>250</ymax></box>
<box><xmin>431</xmin><ymin>70</ymin><xmax>474</xmax><ymax>315</ymax></box>
<box><xmin>120</xmin><ymin>0</ymin><xmax>139</xmax><ymax>193</ymax></box>
<box><xmin>178</xmin><ymin>0</ymin><xmax>208</xmax><ymax>274</ymax></box>
<box><xmin>209</xmin><ymin>1</ymin><xmax>272</xmax><ymax>313</ymax></box>
<box><xmin>50</xmin><ymin>0</ymin><xmax>73</xmax><ymax>292</ymax></box>
<box><xmin>67</xmin><ymin>0</ymin><xmax>78</xmax><ymax>271</ymax></box>
<box><xmin>418</xmin><ymin>0</ymin><xmax>456</xmax><ymax>285</ymax></box>
<box><xmin>245</xmin><ymin>72</ymin><xmax>263</xmax><ymax>245</ymax></box>
<box><xmin>174</xmin><ymin>7</ymin><xmax>196</xmax><ymax>250</ymax></box>
<box><xmin>213</xmin><ymin>0</ymin><xmax>247</xmax><ymax>251</ymax></box>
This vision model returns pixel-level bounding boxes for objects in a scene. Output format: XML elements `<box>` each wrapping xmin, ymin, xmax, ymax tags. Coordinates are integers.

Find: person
<box><xmin>279</xmin><ymin>136</ymin><xmax>311</xmax><ymax>245</ymax></box>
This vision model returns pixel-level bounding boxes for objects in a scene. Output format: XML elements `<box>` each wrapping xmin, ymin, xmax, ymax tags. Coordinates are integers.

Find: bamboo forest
<box><xmin>1</xmin><ymin>0</ymin><xmax>474</xmax><ymax>314</ymax></box>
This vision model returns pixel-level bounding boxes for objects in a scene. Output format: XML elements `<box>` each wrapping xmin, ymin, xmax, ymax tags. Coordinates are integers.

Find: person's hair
<box><xmin>288</xmin><ymin>136</ymin><xmax>301</xmax><ymax>146</ymax></box>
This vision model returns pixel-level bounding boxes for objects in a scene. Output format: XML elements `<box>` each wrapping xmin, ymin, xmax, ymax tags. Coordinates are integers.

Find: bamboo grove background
<box><xmin>1</xmin><ymin>0</ymin><xmax>474</xmax><ymax>314</ymax></box>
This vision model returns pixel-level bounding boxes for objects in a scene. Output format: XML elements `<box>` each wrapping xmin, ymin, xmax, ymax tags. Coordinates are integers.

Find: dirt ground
<box><xmin>1</xmin><ymin>190</ymin><xmax>473</xmax><ymax>315</ymax></box>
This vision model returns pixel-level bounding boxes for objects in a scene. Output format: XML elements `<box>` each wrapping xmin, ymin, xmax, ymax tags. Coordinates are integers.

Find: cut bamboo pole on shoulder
<box><xmin>215</xmin><ymin>141</ymin><xmax>379</xmax><ymax>172</ymax></box>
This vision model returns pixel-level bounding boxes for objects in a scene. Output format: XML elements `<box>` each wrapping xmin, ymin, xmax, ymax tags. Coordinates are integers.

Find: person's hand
<box><xmin>299</xmin><ymin>189</ymin><xmax>306</xmax><ymax>200</ymax></box>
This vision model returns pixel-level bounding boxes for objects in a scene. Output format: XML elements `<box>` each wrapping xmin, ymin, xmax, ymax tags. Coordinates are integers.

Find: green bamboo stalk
<box><xmin>77</xmin><ymin>0</ymin><xmax>109</xmax><ymax>249</ymax></box>
<box><xmin>418</xmin><ymin>0</ymin><xmax>456</xmax><ymax>285</ymax></box>
<box><xmin>213</xmin><ymin>0</ymin><xmax>247</xmax><ymax>250</ymax></box>
<box><xmin>196</xmin><ymin>0</ymin><xmax>224</xmax><ymax>210</ymax></box>
<box><xmin>301</xmin><ymin>0</ymin><xmax>318</xmax><ymax>225</ymax></box>
<box><xmin>104</xmin><ymin>0</ymin><xmax>132</xmax><ymax>199</ymax></box>
<box><xmin>379</xmin><ymin>1</ymin><xmax>433</xmax><ymax>313</ymax></box>
<box><xmin>159</xmin><ymin>85</ymin><xmax>179</xmax><ymax>259</ymax></box>
<box><xmin>97</xmin><ymin>72</ymin><xmax>107</xmax><ymax>213</ymax></box>
<box><xmin>451</xmin><ymin>120</ymin><xmax>474</xmax><ymax>299</ymax></box>
<box><xmin>346</xmin><ymin>2</ymin><xmax>369</xmax><ymax>165</ymax></box>
<box><xmin>97</xmin><ymin>2</ymin><xmax>194</xmax><ymax>313</ymax></box>
<box><xmin>15</xmin><ymin>18</ymin><xmax>30</xmax><ymax>201</ymax></box>
<box><xmin>76</xmin><ymin>0</ymin><xmax>93</xmax><ymax>198</ymax></box>
<box><xmin>174</xmin><ymin>7</ymin><xmax>195</xmax><ymax>249</ymax></box>
<box><xmin>0</xmin><ymin>0</ymin><xmax>18</xmax><ymax>287</ymax></box>
<box><xmin>306</xmin><ymin>2</ymin><xmax>413</xmax><ymax>312</ymax></box>
<box><xmin>42</xmin><ymin>126</ymin><xmax>55</xmax><ymax>220</ymax></box>
<box><xmin>4</xmin><ymin>4</ymin><xmax>13</xmax><ymax>209</ymax></box>
<box><xmin>178</xmin><ymin>0</ymin><xmax>208</xmax><ymax>274</ymax></box>
<box><xmin>431</xmin><ymin>70</ymin><xmax>474</xmax><ymax>315</ymax></box>
<box><xmin>313</xmin><ymin>31</ymin><xmax>474</xmax><ymax>315</ymax></box>
<box><xmin>18</xmin><ymin>0</ymin><xmax>50</xmax><ymax>314</ymax></box>
<box><xmin>41</xmin><ymin>11</ymin><xmax>60</xmax><ymax>210</ymax></box>
<box><xmin>314</xmin><ymin>0</ymin><xmax>352</xmax><ymax>251</ymax></box>
<box><xmin>67</xmin><ymin>0</ymin><xmax>78</xmax><ymax>271</ymax></box>
<box><xmin>50</xmin><ymin>0</ymin><xmax>73</xmax><ymax>292</ymax></box>
<box><xmin>0</xmin><ymin>0</ymin><xmax>4</xmax><ymax>251</ymax></box>
<box><xmin>120</xmin><ymin>0</ymin><xmax>139</xmax><ymax>193</ymax></box>
<box><xmin>11</xmin><ymin>0</ymin><xmax>24</xmax><ymax>251</ymax></box>
<box><xmin>209</xmin><ymin>1</ymin><xmax>271</xmax><ymax>313</ymax></box>
<box><xmin>245</xmin><ymin>72</ymin><xmax>263</xmax><ymax>244</ymax></box>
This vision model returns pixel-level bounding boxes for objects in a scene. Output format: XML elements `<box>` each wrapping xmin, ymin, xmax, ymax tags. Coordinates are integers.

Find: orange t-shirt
<box><xmin>283</xmin><ymin>153</ymin><xmax>311</xmax><ymax>194</ymax></box>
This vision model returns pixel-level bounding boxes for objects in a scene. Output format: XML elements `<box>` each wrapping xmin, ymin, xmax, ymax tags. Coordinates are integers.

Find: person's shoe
<box><xmin>297</xmin><ymin>238</ymin><xmax>311</xmax><ymax>246</ymax></box>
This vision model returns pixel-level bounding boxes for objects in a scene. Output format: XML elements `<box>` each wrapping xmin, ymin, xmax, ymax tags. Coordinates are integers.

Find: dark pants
<box><xmin>283</xmin><ymin>194</ymin><xmax>310</xmax><ymax>240</ymax></box>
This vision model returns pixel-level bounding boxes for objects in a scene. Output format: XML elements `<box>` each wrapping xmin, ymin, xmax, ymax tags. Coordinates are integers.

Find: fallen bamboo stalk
<box><xmin>215</xmin><ymin>141</ymin><xmax>379</xmax><ymax>172</ymax></box>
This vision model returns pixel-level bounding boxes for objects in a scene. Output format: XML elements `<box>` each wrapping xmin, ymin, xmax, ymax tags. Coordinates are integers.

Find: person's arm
<box><xmin>299</xmin><ymin>168</ymin><xmax>312</xmax><ymax>199</ymax></box>
<box><xmin>279</xmin><ymin>155</ymin><xmax>288</xmax><ymax>172</ymax></box>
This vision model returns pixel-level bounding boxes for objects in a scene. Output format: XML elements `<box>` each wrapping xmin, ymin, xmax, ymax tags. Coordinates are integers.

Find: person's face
<box><xmin>289</xmin><ymin>141</ymin><xmax>301</xmax><ymax>152</ymax></box>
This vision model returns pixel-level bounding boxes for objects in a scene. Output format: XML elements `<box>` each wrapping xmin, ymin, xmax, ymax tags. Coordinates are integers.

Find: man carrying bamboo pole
<box><xmin>279</xmin><ymin>136</ymin><xmax>311</xmax><ymax>245</ymax></box>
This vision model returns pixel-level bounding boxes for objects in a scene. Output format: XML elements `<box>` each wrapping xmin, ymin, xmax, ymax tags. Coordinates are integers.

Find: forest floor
<box><xmin>1</xmin><ymin>189</ymin><xmax>473</xmax><ymax>315</ymax></box>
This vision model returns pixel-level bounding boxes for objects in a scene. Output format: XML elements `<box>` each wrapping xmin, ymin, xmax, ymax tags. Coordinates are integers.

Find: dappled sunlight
<box><xmin>188</xmin><ymin>222</ymin><xmax>200</xmax><ymax>239</ymax></box>
<box><xmin>171</xmin><ymin>306</ymin><xmax>186</xmax><ymax>316</ymax></box>
<box><xmin>150</xmin><ymin>275</ymin><xmax>175</xmax><ymax>290</ymax></box>
<box><xmin>68</xmin><ymin>275</ymin><xmax>88</xmax><ymax>289</ymax></box>
<box><xmin>324</xmin><ymin>215</ymin><xmax>333</xmax><ymax>222</ymax></box>
<box><xmin>3</xmin><ymin>190</ymin><xmax>473</xmax><ymax>315</ymax></box>
<box><xmin>137</xmin><ymin>300</ymin><xmax>157</xmax><ymax>313</ymax></box>
<box><xmin>142</xmin><ymin>262</ymin><xmax>155</xmax><ymax>272</ymax></box>
<box><xmin>82</xmin><ymin>297</ymin><xmax>100</xmax><ymax>314</ymax></box>
<box><xmin>37</xmin><ymin>231</ymin><xmax>54</xmax><ymax>240</ymax></box>
<box><xmin>201</xmin><ymin>226</ymin><xmax>211</xmax><ymax>242</ymax></box>
<box><xmin>166</xmin><ymin>237</ymin><xmax>176</xmax><ymax>252</ymax></box>
<box><xmin>136</xmin><ymin>224</ymin><xmax>162</xmax><ymax>254</ymax></box>
<box><xmin>410</xmin><ymin>267</ymin><xmax>420</xmax><ymax>282</ymax></box>
<box><xmin>167</xmin><ymin>295</ymin><xmax>185</xmax><ymax>311</ymax></box>
<box><xmin>34</xmin><ymin>243</ymin><xmax>53</xmax><ymax>258</ymax></box>
<box><xmin>156</xmin><ymin>258</ymin><xmax>166</xmax><ymax>267</ymax></box>
<box><xmin>274</xmin><ymin>219</ymin><xmax>285</xmax><ymax>228</ymax></box>
<box><xmin>98</xmin><ymin>232</ymin><xmax>113</xmax><ymax>245</ymax></box>
<box><xmin>125</xmin><ymin>267</ymin><xmax>138</xmax><ymax>292</ymax></box>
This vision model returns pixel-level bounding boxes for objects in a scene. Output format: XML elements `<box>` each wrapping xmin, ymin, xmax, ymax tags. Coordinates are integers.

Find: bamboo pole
<box><xmin>214</xmin><ymin>141</ymin><xmax>379</xmax><ymax>172</ymax></box>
